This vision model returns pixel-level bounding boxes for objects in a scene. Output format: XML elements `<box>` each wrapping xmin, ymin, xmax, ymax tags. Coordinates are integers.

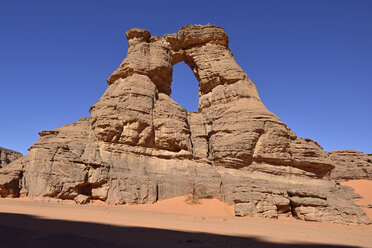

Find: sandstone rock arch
<box><xmin>90</xmin><ymin>25</ymin><xmax>333</xmax><ymax>175</ymax></box>
<box><xmin>0</xmin><ymin>25</ymin><xmax>371</xmax><ymax>224</ymax></box>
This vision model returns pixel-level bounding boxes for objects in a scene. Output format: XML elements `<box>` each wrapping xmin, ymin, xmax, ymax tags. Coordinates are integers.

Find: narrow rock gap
<box><xmin>155</xmin><ymin>184</ymin><xmax>159</xmax><ymax>202</ymax></box>
<box><xmin>289</xmin><ymin>200</ymin><xmax>297</xmax><ymax>218</ymax></box>
<box><xmin>185</xmin><ymin>111</ymin><xmax>194</xmax><ymax>150</ymax></box>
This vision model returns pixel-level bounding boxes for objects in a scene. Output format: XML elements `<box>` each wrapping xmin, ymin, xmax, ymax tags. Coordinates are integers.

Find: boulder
<box><xmin>74</xmin><ymin>194</ymin><xmax>90</xmax><ymax>204</ymax></box>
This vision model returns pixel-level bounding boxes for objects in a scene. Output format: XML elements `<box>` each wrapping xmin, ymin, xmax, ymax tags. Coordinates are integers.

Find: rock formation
<box><xmin>0</xmin><ymin>147</ymin><xmax>22</xmax><ymax>168</ymax></box>
<box><xmin>330</xmin><ymin>150</ymin><xmax>372</xmax><ymax>180</ymax></box>
<box><xmin>0</xmin><ymin>147</ymin><xmax>22</xmax><ymax>197</ymax></box>
<box><xmin>0</xmin><ymin>25</ymin><xmax>370</xmax><ymax>224</ymax></box>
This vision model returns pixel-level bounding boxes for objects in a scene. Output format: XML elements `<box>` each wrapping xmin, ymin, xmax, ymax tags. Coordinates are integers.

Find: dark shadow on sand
<box><xmin>0</xmin><ymin>213</ymin><xmax>358</xmax><ymax>248</ymax></box>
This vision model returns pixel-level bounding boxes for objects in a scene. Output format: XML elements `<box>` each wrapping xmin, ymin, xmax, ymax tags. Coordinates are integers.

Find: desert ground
<box><xmin>342</xmin><ymin>180</ymin><xmax>372</xmax><ymax>221</ymax></box>
<box><xmin>0</xmin><ymin>180</ymin><xmax>371</xmax><ymax>248</ymax></box>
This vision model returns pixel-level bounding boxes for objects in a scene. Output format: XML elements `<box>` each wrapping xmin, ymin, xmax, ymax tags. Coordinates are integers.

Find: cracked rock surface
<box><xmin>0</xmin><ymin>147</ymin><xmax>22</xmax><ymax>168</ymax></box>
<box><xmin>0</xmin><ymin>25</ymin><xmax>370</xmax><ymax>224</ymax></box>
<box><xmin>329</xmin><ymin>150</ymin><xmax>372</xmax><ymax>180</ymax></box>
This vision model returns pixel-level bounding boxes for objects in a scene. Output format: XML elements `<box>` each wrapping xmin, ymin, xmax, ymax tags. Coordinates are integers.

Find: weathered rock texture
<box><xmin>329</xmin><ymin>150</ymin><xmax>372</xmax><ymax>180</ymax></box>
<box><xmin>0</xmin><ymin>25</ymin><xmax>370</xmax><ymax>224</ymax></box>
<box><xmin>0</xmin><ymin>147</ymin><xmax>22</xmax><ymax>168</ymax></box>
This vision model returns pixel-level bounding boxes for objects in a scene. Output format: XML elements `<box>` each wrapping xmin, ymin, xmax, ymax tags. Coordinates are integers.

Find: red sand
<box><xmin>121</xmin><ymin>195</ymin><xmax>234</xmax><ymax>217</ymax></box>
<box><xmin>342</xmin><ymin>179</ymin><xmax>372</xmax><ymax>219</ymax></box>
<box><xmin>1</xmin><ymin>194</ymin><xmax>372</xmax><ymax>247</ymax></box>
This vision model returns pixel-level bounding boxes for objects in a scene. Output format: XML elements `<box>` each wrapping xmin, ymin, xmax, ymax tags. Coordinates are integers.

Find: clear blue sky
<box><xmin>1</xmin><ymin>0</ymin><xmax>371</xmax><ymax>155</ymax></box>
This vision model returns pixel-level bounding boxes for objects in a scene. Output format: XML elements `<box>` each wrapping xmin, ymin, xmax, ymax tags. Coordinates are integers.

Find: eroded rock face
<box><xmin>0</xmin><ymin>25</ymin><xmax>370</xmax><ymax>224</ymax></box>
<box><xmin>329</xmin><ymin>150</ymin><xmax>372</xmax><ymax>180</ymax></box>
<box><xmin>93</xmin><ymin>25</ymin><xmax>334</xmax><ymax>175</ymax></box>
<box><xmin>0</xmin><ymin>147</ymin><xmax>22</xmax><ymax>197</ymax></box>
<box><xmin>0</xmin><ymin>147</ymin><xmax>22</xmax><ymax>168</ymax></box>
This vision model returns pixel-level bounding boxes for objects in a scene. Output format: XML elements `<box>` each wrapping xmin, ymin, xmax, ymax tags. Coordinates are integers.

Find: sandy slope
<box><xmin>342</xmin><ymin>179</ymin><xmax>372</xmax><ymax>219</ymax></box>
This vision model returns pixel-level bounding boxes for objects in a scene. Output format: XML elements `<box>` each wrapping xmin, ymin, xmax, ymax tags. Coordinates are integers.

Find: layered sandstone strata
<box><xmin>0</xmin><ymin>25</ymin><xmax>370</xmax><ymax>224</ymax></box>
<box><xmin>0</xmin><ymin>147</ymin><xmax>22</xmax><ymax>197</ymax></box>
<box><xmin>329</xmin><ymin>150</ymin><xmax>372</xmax><ymax>180</ymax></box>
<box><xmin>0</xmin><ymin>147</ymin><xmax>22</xmax><ymax>168</ymax></box>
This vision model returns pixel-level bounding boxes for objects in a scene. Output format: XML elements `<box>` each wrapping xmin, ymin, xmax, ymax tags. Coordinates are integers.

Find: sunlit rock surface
<box><xmin>0</xmin><ymin>25</ymin><xmax>370</xmax><ymax>224</ymax></box>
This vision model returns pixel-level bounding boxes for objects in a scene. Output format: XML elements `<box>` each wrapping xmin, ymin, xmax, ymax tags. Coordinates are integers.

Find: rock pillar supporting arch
<box><xmin>2</xmin><ymin>25</ymin><xmax>371</xmax><ymax>224</ymax></box>
<box><xmin>90</xmin><ymin>25</ymin><xmax>334</xmax><ymax>175</ymax></box>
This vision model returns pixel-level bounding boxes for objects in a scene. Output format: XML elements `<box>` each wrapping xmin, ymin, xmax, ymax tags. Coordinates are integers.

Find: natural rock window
<box><xmin>170</xmin><ymin>62</ymin><xmax>199</xmax><ymax>112</ymax></box>
<box><xmin>1</xmin><ymin>25</ymin><xmax>371</xmax><ymax>225</ymax></box>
